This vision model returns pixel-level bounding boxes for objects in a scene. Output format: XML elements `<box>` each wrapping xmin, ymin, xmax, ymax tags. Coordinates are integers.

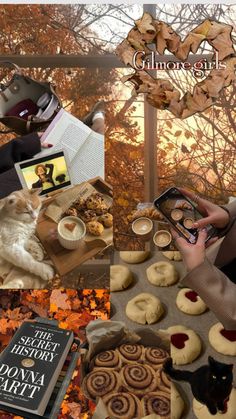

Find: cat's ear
<box><xmin>29</xmin><ymin>188</ymin><xmax>42</xmax><ymax>196</ymax></box>
<box><xmin>208</xmin><ymin>356</ymin><xmax>215</xmax><ymax>365</ymax></box>
<box><xmin>0</xmin><ymin>197</ymin><xmax>6</xmax><ymax>211</ymax></box>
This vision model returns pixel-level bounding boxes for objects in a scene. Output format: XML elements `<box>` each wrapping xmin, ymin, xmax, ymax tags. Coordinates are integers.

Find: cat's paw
<box><xmin>40</xmin><ymin>263</ymin><xmax>55</xmax><ymax>281</ymax></box>
<box><xmin>207</xmin><ymin>404</ymin><xmax>217</xmax><ymax>415</ymax></box>
<box><xmin>26</xmin><ymin>240</ymin><xmax>44</xmax><ymax>261</ymax></box>
<box><xmin>217</xmin><ymin>401</ymin><xmax>226</xmax><ymax>413</ymax></box>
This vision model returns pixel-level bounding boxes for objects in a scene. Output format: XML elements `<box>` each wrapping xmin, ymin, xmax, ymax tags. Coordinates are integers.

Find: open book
<box><xmin>38</xmin><ymin>108</ymin><xmax>104</xmax><ymax>185</ymax></box>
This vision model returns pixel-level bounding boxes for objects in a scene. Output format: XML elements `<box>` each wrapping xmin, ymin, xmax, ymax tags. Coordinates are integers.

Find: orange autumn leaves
<box><xmin>0</xmin><ymin>289</ymin><xmax>110</xmax><ymax>419</ymax></box>
<box><xmin>59</xmin><ymin>357</ymin><xmax>96</xmax><ymax>419</ymax></box>
<box><xmin>0</xmin><ymin>289</ymin><xmax>110</xmax><ymax>348</ymax></box>
<box><xmin>116</xmin><ymin>12</ymin><xmax>236</xmax><ymax>118</ymax></box>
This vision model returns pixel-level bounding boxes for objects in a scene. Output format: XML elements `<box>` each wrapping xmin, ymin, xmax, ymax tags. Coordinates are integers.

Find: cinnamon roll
<box><xmin>156</xmin><ymin>368</ymin><xmax>171</xmax><ymax>393</ymax></box>
<box><xmin>92</xmin><ymin>350</ymin><xmax>121</xmax><ymax>369</ymax></box>
<box><xmin>121</xmin><ymin>364</ymin><xmax>157</xmax><ymax>396</ymax></box>
<box><xmin>142</xmin><ymin>391</ymin><xmax>171</xmax><ymax>418</ymax></box>
<box><xmin>144</xmin><ymin>347</ymin><xmax>169</xmax><ymax>370</ymax></box>
<box><xmin>103</xmin><ymin>392</ymin><xmax>143</xmax><ymax>419</ymax></box>
<box><xmin>83</xmin><ymin>369</ymin><xmax>120</xmax><ymax>400</ymax></box>
<box><xmin>118</xmin><ymin>344</ymin><xmax>144</xmax><ymax>364</ymax></box>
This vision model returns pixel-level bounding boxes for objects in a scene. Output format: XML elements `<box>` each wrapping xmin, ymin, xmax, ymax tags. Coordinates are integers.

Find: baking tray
<box><xmin>111</xmin><ymin>250</ymin><xmax>236</xmax><ymax>419</ymax></box>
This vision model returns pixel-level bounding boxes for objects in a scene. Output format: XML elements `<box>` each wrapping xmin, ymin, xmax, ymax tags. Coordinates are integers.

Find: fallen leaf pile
<box><xmin>0</xmin><ymin>289</ymin><xmax>110</xmax><ymax>419</ymax></box>
<box><xmin>116</xmin><ymin>12</ymin><xmax>236</xmax><ymax>118</ymax></box>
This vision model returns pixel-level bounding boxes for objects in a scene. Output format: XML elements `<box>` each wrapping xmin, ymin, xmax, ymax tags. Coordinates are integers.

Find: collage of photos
<box><xmin>0</xmin><ymin>3</ymin><xmax>235</xmax><ymax>419</ymax></box>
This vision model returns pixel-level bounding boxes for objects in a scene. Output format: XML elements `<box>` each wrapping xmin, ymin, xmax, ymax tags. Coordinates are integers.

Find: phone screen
<box><xmin>154</xmin><ymin>187</ymin><xmax>216</xmax><ymax>244</ymax></box>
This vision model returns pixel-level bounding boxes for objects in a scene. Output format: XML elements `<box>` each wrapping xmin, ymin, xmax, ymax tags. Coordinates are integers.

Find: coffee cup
<box><xmin>153</xmin><ymin>230</ymin><xmax>172</xmax><ymax>248</ymax></box>
<box><xmin>57</xmin><ymin>216</ymin><xmax>86</xmax><ymax>250</ymax></box>
<box><xmin>132</xmin><ymin>217</ymin><xmax>153</xmax><ymax>240</ymax></box>
<box><xmin>171</xmin><ymin>208</ymin><xmax>183</xmax><ymax>221</ymax></box>
<box><xmin>183</xmin><ymin>217</ymin><xmax>194</xmax><ymax>229</ymax></box>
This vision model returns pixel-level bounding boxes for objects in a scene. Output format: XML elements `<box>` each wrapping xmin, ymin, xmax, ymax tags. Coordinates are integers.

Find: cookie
<box><xmin>176</xmin><ymin>288</ymin><xmax>207</xmax><ymax>315</ymax></box>
<box><xmin>103</xmin><ymin>392</ymin><xmax>143</xmax><ymax>419</ymax></box>
<box><xmin>167</xmin><ymin>325</ymin><xmax>202</xmax><ymax>365</ymax></box>
<box><xmin>120</xmin><ymin>251</ymin><xmax>150</xmax><ymax>264</ymax></box>
<box><xmin>86</xmin><ymin>220</ymin><xmax>104</xmax><ymax>236</ymax></box>
<box><xmin>92</xmin><ymin>349</ymin><xmax>121</xmax><ymax>370</ymax></box>
<box><xmin>79</xmin><ymin>210</ymin><xmax>97</xmax><ymax>223</ymax></box>
<box><xmin>126</xmin><ymin>293</ymin><xmax>164</xmax><ymax>325</ymax></box>
<box><xmin>156</xmin><ymin>368</ymin><xmax>171</xmax><ymax>393</ymax></box>
<box><xmin>162</xmin><ymin>251</ymin><xmax>182</xmax><ymax>261</ymax></box>
<box><xmin>95</xmin><ymin>202</ymin><xmax>109</xmax><ymax>215</ymax></box>
<box><xmin>110</xmin><ymin>265</ymin><xmax>133</xmax><ymax>292</ymax></box>
<box><xmin>86</xmin><ymin>192</ymin><xmax>104</xmax><ymax>207</ymax></box>
<box><xmin>82</xmin><ymin>369</ymin><xmax>120</xmax><ymax>400</ymax></box>
<box><xmin>208</xmin><ymin>323</ymin><xmax>236</xmax><ymax>356</ymax></box>
<box><xmin>193</xmin><ymin>387</ymin><xmax>236</xmax><ymax>419</ymax></box>
<box><xmin>64</xmin><ymin>207</ymin><xmax>78</xmax><ymax>217</ymax></box>
<box><xmin>74</xmin><ymin>196</ymin><xmax>86</xmax><ymax>210</ymax></box>
<box><xmin>171</xmin><ymin>383</ymin><xmax>185</xmax><ymax>419</ymax></box>
<box><xmin>143</xmin><ymin>347</ymin><xmax>169</xmax><ymax>371</ymax></box>
<box><xmin>117</xmin><ymin>344</ymin><xmax>144</xmax><ymax>364</ymax></box>
<box><xmin>142</xmin><ymin>391</ymin><xmax>170</xmax><ymax>418</ymax></box>
<box><xmin>146</xmin><ymin>261</ymin><xmax>179</xmax><ymax>286</ymax></box>
<box><xmin>99</xmin><ymin>213</ymin><xmax>113</xmax><ymax>227</ymax></box>
<box><xmin>121</xmin><ymin>363</ymin><xmax>157</xmax><ymax>396</ymax></box>
<box><xmin>86</xmin><ymin>193</ymin><xmax>108</xmax><ymax>214</ymax></box>
<box><xmin>85</xmin><ymin>192</ymin><xmax>108</xmax><ymax>211</ymax></box>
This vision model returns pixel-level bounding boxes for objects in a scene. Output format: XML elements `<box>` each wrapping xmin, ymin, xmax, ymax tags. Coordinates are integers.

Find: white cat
<box><xmin>0</xmin><ymin>188</ymin><xmax>54</xmax><ymax>283</ymax></box>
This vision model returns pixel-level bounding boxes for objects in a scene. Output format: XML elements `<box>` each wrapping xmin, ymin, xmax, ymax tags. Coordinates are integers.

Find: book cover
<box><xmin>0</xmin><ymin>321</ymin><xmax>74</xmax><ymax>416</ymax></box>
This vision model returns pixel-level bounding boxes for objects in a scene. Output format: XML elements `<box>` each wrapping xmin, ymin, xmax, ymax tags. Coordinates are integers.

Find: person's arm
<box><xmin>0</xmin><ymin>132</ymin><xmax>41</xmax><ymax>174</ymax></box>
<box><xmin>178</xmin><ymin>187</ymin><xmax>231</xmax><ymax>230</ymax></box>
<box><xmin>45</xmin><ymin>163</ymin><xmax>54</xmax><ymax>179</ymax></box>
<box><xmin>32</xmin><ymin>179</ymin><xmax>42</xmax><ymax>189</ymax></box>
<box><xmin>0</xmin><ymin>131</ymin><xmax>53</xmax><ymax>174</ymax></box>
<box><xmin>173</xmin><ymin>227</ymin><xmax>236</xmax><ymax>330</ymax></box>
<box><xmin>11</xmin><ymin>132</ymin><xmax>42</xmax><ymax>162</ymax></box>
<box><xmin>224</xmin><ymin>200</ymin><xmax>236</xmax><ymax>219</ymax></box>
<box><xmin>182</xmin><ymin>259</ymin><xmax>236</xmax><ymax>330</ymax></box>
<box><xmin>0</xmin><ymin>168</ymin><xmax>22</xmax><ymax>198</ymax></box>
<box><xmin>178</xmin><ymin>188</ymin><xmax>235</xmax><ymax>238</ymax></box>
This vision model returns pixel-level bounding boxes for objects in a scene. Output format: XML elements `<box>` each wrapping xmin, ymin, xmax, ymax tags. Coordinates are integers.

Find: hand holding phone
<box><xmin>177</xmin><ymin>188</ymin><xmax>230</xmax><ymax>230</ymax></box>
<box><xmin>154</xmin><ymin>187</ymin><xmax>217</xmax><ymax>244</ymax></box>
<box><xmin>171</xmin><ymin>227</ymin><xmax>209</xmax><ymax>271</ymax></box>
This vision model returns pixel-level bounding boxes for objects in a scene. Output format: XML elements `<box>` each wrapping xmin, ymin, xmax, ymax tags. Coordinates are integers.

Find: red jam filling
<box><xmin>185</xmin><ymin>290</ymin><xmax>198</xmax><ymax>302</ymax></box>
<box><xmin>220</xmin><ymin>329</ymin><xmax>236</xmax><ymax>342</ymax></box>
<box><xmin>171</xmin><ymin>333</ymin><xmax>189</xmax><ymax>349</ymax></box>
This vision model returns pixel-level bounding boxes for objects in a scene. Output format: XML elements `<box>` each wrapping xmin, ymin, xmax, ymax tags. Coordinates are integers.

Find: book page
<box><xmin>70</xmin><ymin>133</ymin><xmax>104</xmax><ymax>184</ymax></box>
<box><xmin>40</xmin><ymin>109</ymin><xmax>92</xmax><ymax>160</ymax></box>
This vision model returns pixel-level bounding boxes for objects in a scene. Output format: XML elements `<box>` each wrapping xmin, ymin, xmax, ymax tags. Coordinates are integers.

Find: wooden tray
<box><xmin>36</xmin><ymin>177</ymin><xmax>113</xmax><ymax>276</ymax></box>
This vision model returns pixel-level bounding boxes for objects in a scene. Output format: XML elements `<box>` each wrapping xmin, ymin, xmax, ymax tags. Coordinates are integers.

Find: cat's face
<box><xmin>208</xmin><ymin>356</ymin><xmax>233</xmax><ymax>388</ymax></box>
<box><xmin>0</xmin><ymin>189</ymin><xmax>42</xmax><ymax>223</ymax></box>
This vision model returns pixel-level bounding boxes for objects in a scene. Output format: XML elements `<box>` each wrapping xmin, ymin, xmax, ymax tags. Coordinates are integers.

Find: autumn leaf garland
<box><xmin>116</xmin><ymin>12</ymin><xmax>236</xmax><ymax>118</ymax></box>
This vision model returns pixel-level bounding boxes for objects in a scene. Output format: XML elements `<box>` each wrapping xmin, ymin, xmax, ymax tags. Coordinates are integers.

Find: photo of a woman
<box><xmin>32</xmin><ymin>163</ymin><xmax>55</xmax><ymax>189</ymax></box>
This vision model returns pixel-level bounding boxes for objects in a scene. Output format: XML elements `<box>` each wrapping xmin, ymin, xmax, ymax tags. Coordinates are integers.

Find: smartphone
<box><xmin>154</xmin><ymin>187</ymin><xmax>217</xmax><ymax>244</ymax></box>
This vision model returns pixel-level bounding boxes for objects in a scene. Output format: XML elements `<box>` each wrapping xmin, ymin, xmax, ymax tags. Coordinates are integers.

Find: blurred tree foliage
<box><xmin>0</xmin><ymin>4</ymin><xmax>235</xmax><ymax>250</ymax></box>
